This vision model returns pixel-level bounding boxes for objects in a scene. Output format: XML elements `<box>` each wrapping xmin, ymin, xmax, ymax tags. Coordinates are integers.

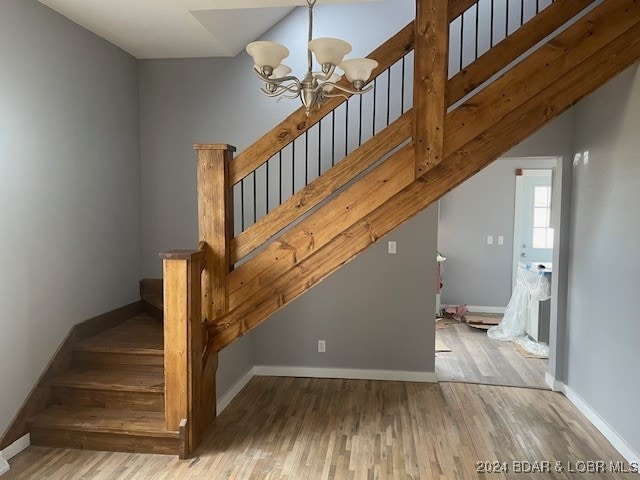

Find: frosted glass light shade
<box><xmin>320</xmin><ymin>73</ymin><xmax>342</xmax><ymax>93</ymax></box>
<box><xmin>309</xmin><ymin>38</ymin><xmax>352</xmax><ymax>66</ymax></box>
<box><xmin>272</xmin><ymin>64</ymin><xmax>292</xmax><ymax>78</ymax></box>
<box><xmin>246</xmin><ymin>41</ymin><xmax>289</xmax><ymax>70</ymax></box>
<box><xmin>338</xmin><ymin>58</ymin><xmax>378</xmax><ymax>83</ymax></box>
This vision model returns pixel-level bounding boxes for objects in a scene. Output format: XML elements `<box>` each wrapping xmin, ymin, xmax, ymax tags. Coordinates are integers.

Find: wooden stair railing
<box><xmin>208</xmin><ymin>0</ymin><xmax>639</xmax><ymax>351</ymax></box>
<box><xmin>161</xmin><ymin>0</ymin><xmax>640</xmax><ymax>456</ymax></box>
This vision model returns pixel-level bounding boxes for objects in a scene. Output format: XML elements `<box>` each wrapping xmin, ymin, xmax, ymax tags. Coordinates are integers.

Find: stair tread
<box><xmin>51</xmin><ymin>369</ymin><xmax>164</xmax><ymax>393</ymax></box>
<box><xmin>74</xmin><ymin>315</ymin><xmax>163</xmax><ymax>354</ymax></box>
<box><xmin>29</xmin><ymin>406</ymin><xmax>178</xmax><ymax>438</ymax></box>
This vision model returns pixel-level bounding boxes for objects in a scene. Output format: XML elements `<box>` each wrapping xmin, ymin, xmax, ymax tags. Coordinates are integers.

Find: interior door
<box><xmin>518</xmin><ymin>173</ymin><xmax>553</xmax><ymax>264</ymax></box>
<box><xmin>513</xmin><ymin>170</ymin><xmax>553</xmax><ymax>341</ymax></box>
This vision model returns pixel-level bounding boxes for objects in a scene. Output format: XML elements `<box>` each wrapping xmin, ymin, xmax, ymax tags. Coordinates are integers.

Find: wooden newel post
<box><xmin>160</xmin><ymin>249</ymin><xmax>205</xmax><ymax>458</ymax></box>
<box><xmin>194</xmin><ymin>144</ymin><xmax>236</xmax><ymax>323</ymax></box>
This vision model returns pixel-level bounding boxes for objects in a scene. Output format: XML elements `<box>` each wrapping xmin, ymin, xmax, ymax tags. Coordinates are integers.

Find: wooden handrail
<box><xmin>230</xmin><ymin>112</ymin><xmax>413</xmax><ymax>263</ymax></box>
<box><xmin>446</xmin><ymin>0</ymin><xmax>596</xmax><ymax>105</ymax></box>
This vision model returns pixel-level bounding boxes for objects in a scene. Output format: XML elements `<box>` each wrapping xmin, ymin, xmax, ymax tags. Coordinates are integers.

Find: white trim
<box><xmin>543</xmin><ymin>376</ymin><xmax>640</xmax><ymax>470</ymax></box>
<box><xmin>563</xmin><ymin>385</ymin><xmax>640</xmax><ymax>470</ymax></box>
<box><xmin>0</xmin><ymin>433</ymin><xmax>29</xmax><ymax>462</ymax></box>
<box><xmin>0</xmin><ymin>454</ymin><xmax>8</xmax><ymax>477</ymax></box>
<box><xmin>217</xmin><ymin>367</ymin><xmax>256</xmax><ymax>414</ymax></box>
<box><xmin>0</xmin><ymin>433</ymin><xmax>30</xmax><ymax>476</ymax></box>
<box><xmin>253</xmin><ymin>365</ymin><xmax>438</xmax><ymax>383</ymax></box>
<box><xmin>544</xmin><ymin>372</ymin><xmax>565</xmax><ymax>393</ymax></box>
<box><xmin>466</xmin><ymin>305</ymin><xmax>505</xmax><ymax>314</ymax></box>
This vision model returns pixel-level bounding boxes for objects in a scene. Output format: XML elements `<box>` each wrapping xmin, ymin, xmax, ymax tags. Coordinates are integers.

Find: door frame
<box><xmin>512</xmin><ymin>167</ymin><xmax>556</xmax><ymax>289</ymax></box>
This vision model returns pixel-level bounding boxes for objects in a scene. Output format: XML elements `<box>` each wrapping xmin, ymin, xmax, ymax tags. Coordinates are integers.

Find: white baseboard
<box><xmin>253</xmin><ymin>365</ymin><xmax>438</xmax><ymax>383</ymax></box>
<box><xmin>217</xmin><ymin>367</ymin><xmax>256</xmax><ymax>414</ymax></box>
<box><xmin>545</xmin><ymin>375</ymin><xmax>639</xmax><ymax>470</ymax></box>
<box><xmin>0</xmin><ymin>454</ymin><xmax>8</xmax><ymax>477</ymax></box>
<box><xmin>545</xmin><ymin>372</ymin><xmax>565</xmax><ymax>392</ymax></box>
<box><xmin>0</xmin><ymin>433</ymin><xmax>30</xmax><ymax>476</ymax></box>
<box><xmin>563</xmin><ymin>385</ymin><xmax>640</xmax><ymax>470</ymax></box>
<box><xmin>466</xmin><ymin>306</ymin><xmax>506</xmax><ymax>314</ymax></box>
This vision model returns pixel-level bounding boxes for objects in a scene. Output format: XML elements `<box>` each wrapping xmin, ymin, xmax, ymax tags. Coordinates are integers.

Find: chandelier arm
<box><xmin>312</xmin><ymin>64</ymin><xmax>337</xmax><ymax>82</ymax></box>
<box><xmin>321</xmin><ymin>92</ymin><xmax>350</xmax><ymax>101</ymax></box>
<box><xmin>320</xmin><ymin>82</ymin><xmax>374</xmax><ymax>96</ymax></box>
<box><xmin>260</xmin><ymin>82</ymin><xmax>302</xmax><ymax>97</ymax></box>
<box><xmin>253</xmin><ymin>68</ymin><xmax>302</xmax><ymax>89</ymax></box>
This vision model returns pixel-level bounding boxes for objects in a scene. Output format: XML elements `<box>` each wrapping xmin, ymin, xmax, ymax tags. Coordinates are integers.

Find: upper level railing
<box><xmin>228</xmin><ymin>0</ymin><xmax>572</xmax><ymax>264</ymax></box>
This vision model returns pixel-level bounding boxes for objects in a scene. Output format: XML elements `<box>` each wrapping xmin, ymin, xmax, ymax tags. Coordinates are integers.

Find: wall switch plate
<box><xmin>318</xmin><ymin>340</ymin><xmax>326</xmax><ymax>353</ymax></box>
<box><xmin>498</xmin><ymin>236</ymin><xmax>504</xmax><ymax>245</ymax></box>
<box><xmin>583</xmin><ymin>151</ymin><xmax>589</xmax><ymax>164</ymax></box>
<box><xmin>388</xmin><ymin>241</ymin><xmax>397</xmax><ymax>254</ymax></box>
<box><xmin>487</xmin><ymin>236</ymin><xmax>493</xmax><ymax>245</ymax></box>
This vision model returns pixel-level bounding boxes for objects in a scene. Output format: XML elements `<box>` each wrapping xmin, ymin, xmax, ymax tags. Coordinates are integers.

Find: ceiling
<box><xmin>38</xmin><ymin>0</ymin><xmax>380</xmax><ymax>59</ymax></box>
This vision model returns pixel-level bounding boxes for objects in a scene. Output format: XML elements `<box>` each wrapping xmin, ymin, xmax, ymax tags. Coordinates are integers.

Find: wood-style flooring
<box><xmin>5</xmin><ymin>376</ymin><xmax>629</xmax><ymax>479</ymax></box>
<box><xmin>436</xmin><ymin>322</ymin><xmax>549</xmax><ymax>389</ymax></box>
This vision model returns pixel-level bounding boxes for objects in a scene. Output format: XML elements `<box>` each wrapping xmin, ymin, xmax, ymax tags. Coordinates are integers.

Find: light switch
<box><xmin>573</xmin><ymin>153</ymin><xmax>581</xmax><ymax>166</ymax></box>
<box><xmin>487</xmin><ymin>236</ymin><xmax>493</xmax><ymax>245</ymax></box>
<box><xmin>583</xmin><ymin>151</ymin><xmax>589</xmax><ymax>164</ymax></box>
<box><xmin>498</xmin><ymin>236</ymin><xmax>504</xmax><ymax>245</ymax></box>
<box><xmin>388</xmin><ymin>241</ymin><xmax>397</xmax><ymax>254</ymax></box>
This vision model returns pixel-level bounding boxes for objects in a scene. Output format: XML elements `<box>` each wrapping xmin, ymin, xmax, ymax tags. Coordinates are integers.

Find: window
<box><xmin>532</xmin><ymin>185</ymin><xmax>553</xmax><ymax>249</ymax></box>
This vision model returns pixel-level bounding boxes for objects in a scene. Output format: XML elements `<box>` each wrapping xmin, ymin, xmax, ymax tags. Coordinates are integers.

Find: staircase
<box><xmin>27</xmin><ymin>315</ymin><xmax>183</xmax><ymax>455</ymax></box>
<box><xmin>5</xmin><ymin>0</ymin><xmax>639</xmax><ymax>459</ymax></box>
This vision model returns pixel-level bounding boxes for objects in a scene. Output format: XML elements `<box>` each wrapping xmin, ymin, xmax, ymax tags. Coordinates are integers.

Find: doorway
<box><xmin>435</xmin><ymin>157</ymin><xmax>563</xmax><ymax>390</ymax></box>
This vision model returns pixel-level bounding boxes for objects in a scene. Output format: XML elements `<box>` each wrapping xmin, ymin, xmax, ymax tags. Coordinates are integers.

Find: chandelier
<box><xmin>246</xmin><ymin>0</ymin><xmax>379</xmax><ymax>113</ymax></box>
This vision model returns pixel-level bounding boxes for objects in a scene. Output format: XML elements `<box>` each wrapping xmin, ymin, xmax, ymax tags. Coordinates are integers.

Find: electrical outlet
<box><xmin>487</xmin><ymin>235</ymin><xmax>493</xmax><ymax>245</ymax></box>
<box><xmin>388</xmin><ymin>241</ymin><xmax>397</xmax><ymax>254</ymax></box>
<box><xmin>318</xmin><ymin>340</ymin><xmax>326</xmax><ymax>353</ymax></box>
<box><xmin>498</xmin><ymin>236</ymin><xmax>504</xmax><ymax>245</ymax></box>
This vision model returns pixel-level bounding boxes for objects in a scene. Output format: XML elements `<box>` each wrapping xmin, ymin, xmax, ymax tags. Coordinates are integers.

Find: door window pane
<box><xmin>534</xmin><ymin>186</ymin><xmax>550</xmax><ymax>207</ymax></box>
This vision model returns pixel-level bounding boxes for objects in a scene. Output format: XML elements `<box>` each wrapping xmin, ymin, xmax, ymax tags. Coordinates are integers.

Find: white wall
<box><xmin>567</xmin><ymin>62</ymin><xmax>640</xmax><ymax>458</ymax></box>
<box><xmin>0</xmin><ymin>0</ymin><xmax>141</xmax><ymax>437</ymax></box>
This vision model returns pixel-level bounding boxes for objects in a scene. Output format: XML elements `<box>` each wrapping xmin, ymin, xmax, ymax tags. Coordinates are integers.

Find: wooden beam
<box><xmin>444</xmin><ymin>0</ymin><xmax>640</xmax><ymax>159</ymax></box>
<box><xmin>414</xmin><ymin>0</ymin><xmax>449</xmax><ymax>176</ymax></box>
<box><xmin>231</xmin><ymin>112</ymin><xmax>412</xmax><ymax>263</ymax></box>
<box><xmin>446</xmin><ymin>0</ymin><xmax>596</xmax><ymax>106</ymax></box>
<box><xmin>195</xmin><ymin>144</ymin><xmax>235</xmax><ymax>321</ymax></box>
<box><xmin>210</xmin><ymin>15</ymin><xmax>640</xmax><ymax>352</ymax></box>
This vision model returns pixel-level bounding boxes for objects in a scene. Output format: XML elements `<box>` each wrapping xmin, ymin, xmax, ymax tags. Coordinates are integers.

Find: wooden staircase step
<box><xmin>29</xmin><ymin>406</ymin><xmax>180</xmax><ymax>455</ymax></box>
<box><xmin>51</xmin><ymin>369</ymin><xmax>164</xmax><ymax>393</ymax></box>
<box><xmin>73</xmin><ymin>315</ymin><xmax>163</xmax><ymax>355</ymax></box>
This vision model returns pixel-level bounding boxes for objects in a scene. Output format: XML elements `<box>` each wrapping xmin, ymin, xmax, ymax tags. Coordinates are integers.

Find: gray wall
<box><xmin>567</xmin><ymin>62</ymin><xmax>640</xmax><ymax>457</ymax></box>
<box><xmin>253</xmin><ymin>207</ymin><xmax>437</xmax><ymax>372</ymax></box>
<box><xmin>438</xmin><ymin>113</ymin><xmax>574</xmax><ymax>308</ymax></box>
<box><xmin>0</xmin><ymin>0</ymin><xmax>141</xmax><ymax>437</ymax></box>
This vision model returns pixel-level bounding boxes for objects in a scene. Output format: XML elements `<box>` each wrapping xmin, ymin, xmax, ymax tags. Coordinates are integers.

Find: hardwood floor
<box><xmin>436</xmin><ymin>322</ymin><xmax>549</xmax><ymax>389</ymax></box>
<box><xmin>5</xmin><ymin>376</ymin><xmax>629</xmax><ymax>479</ymax></box>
